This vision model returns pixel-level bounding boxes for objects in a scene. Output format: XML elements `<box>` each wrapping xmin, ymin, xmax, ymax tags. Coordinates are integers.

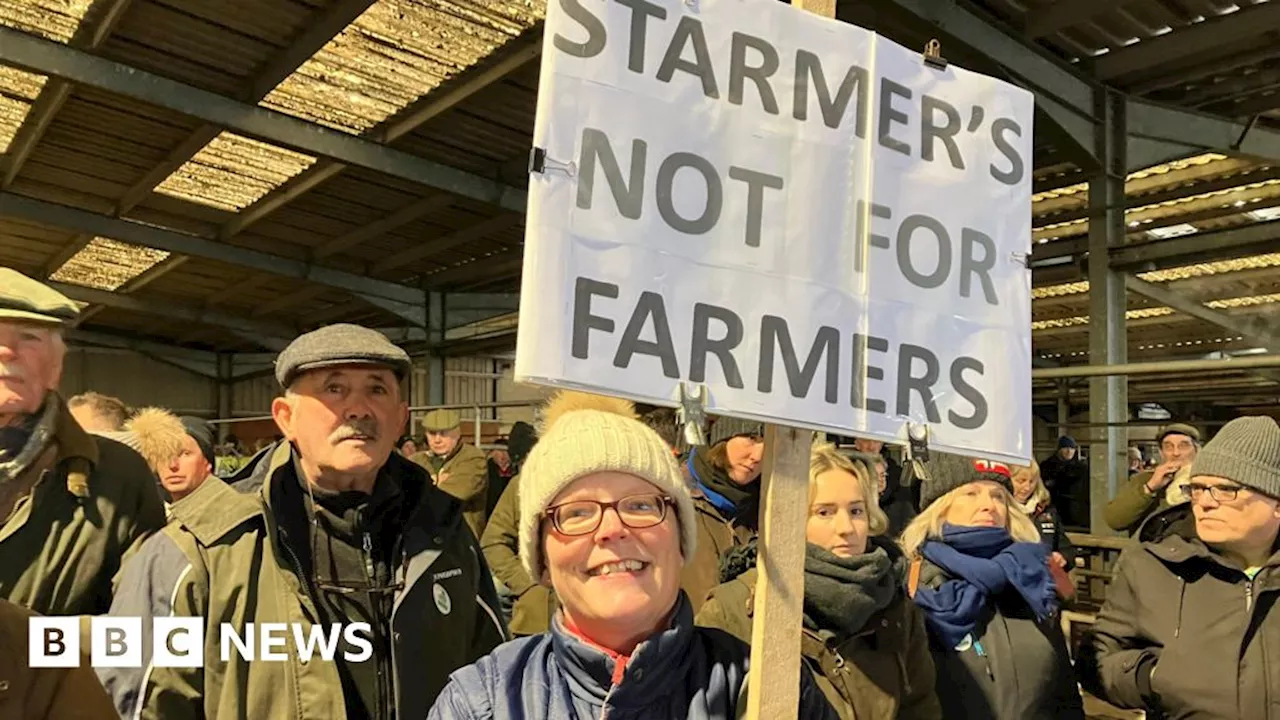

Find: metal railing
<box><xmin>208</xmin><ymin>400</ymin><xmax>540</xmax><ymax>447</ymax></box>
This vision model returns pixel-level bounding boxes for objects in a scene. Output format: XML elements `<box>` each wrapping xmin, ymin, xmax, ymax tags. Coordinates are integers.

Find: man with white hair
<box><xmin>0</xmin><ymin>269</ymin><xmax>164</xmax><ymax>615</ymax></box>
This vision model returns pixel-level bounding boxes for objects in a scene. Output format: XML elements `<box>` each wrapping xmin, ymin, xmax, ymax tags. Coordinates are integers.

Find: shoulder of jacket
<box><xmin>448</xmin><ymin>444</ymin><xmax>489</xmax><ymax>468</ymax></box>
<box><xmin>707</xmin><ymin>570</ymin><xmax>757</xmax><ymax>615</ymax></box>
<box><xmin>168</xmin><ymin>475</ymin><xmax>264</xmax><ymax>548</ymax></box>
<box><xmin>88</xmin><ymin>435</ymin><xmax>153</xmax><ymax>489</ymax></box>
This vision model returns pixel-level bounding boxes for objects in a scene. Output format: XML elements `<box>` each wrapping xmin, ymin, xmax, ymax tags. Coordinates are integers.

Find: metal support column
<box><xmin>216</xmin><ymin>353</ymin><xmax>233</xmax><ymax>442</ymax></box>
<box><xmin>1056</xmin><ymin>381</ymin><xmax>1070</xmax><ymax>435</ymax></box>
<box><xmin>426</xmin><ymin>291</ymin><xmax>446</xmax><ymax>405</ymax></box>
<box><xmin>1087</xmin><ymin>89</ymin><xmax>1130</xmax><ymax>535</ymax></box>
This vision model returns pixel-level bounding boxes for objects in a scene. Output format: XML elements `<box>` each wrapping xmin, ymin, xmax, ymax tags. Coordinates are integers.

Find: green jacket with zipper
<box><xmin>0</xmin><ymin>395</ymin><xmax>164</xmax><ymax>616</ymax></box>
<box><xmin>98</xmin><ymin>441</ymin><xmax>509</xmax><ymax>720</ymax></box>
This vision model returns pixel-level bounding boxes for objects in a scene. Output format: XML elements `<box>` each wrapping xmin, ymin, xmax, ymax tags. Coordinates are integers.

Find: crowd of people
<box><xmin>4</xmin><ymin>268</ymin><xmax>1280</xmax><ymax>719</ymax></box>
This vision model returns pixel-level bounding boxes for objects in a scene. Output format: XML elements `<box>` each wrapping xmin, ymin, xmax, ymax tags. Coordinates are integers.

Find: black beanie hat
<box><xmin>179</xmin><ymin>416</ymin><xmax>216</xmax><ymax>466</ymax></box>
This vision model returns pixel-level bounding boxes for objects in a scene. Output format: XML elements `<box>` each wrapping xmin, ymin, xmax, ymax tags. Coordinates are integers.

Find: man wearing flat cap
<box><xmin>102</xmin><ymin>323</ymin><xmax>507</xmax><ymax>720</ymax></box>
<box><xmin>1104</xmin><ymin>423</ymin><xmax>1202</xmax><ymax>534</ymax></box>
<box><xmin>0</xmin><ymin>269</ymin><xmax>163</xmax><ymax>616</ymax></box>
<box><xmin>410</xmin><ymin>408</ymin><xmax>489</xmax><ymax>539</ymax></box>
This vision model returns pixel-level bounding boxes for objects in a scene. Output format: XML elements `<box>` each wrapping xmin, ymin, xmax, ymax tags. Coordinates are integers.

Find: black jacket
<box><xmin>917</xmin><ymin>560</ymin><xmax>1084</xmax><ymax>720</ymax></box>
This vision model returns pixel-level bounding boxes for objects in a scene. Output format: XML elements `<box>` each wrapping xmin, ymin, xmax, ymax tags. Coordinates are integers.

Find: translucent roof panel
<box><xmin>0</xmin><ymin>0</ymin><xmax>95</xmax><ymax>41</ymax></box>
<box><xmin>261</xmin><ymin>0</ymin><xmax>543</xmax><ymax>135</ymax></box>
<box><xmin>149</xmin><ymin>0</ymin><xmax>542</xmax><ymax>213</ymax></box>
<box><xmin>1033</xmin><ymin>294</ymin><xmax>1280</xmax><ymax>331</ymax></box>
<box><xmin>0</xmin><ymin>0</ymin><xmax>96</xmax><ymax>152</ymax></box>
<box><xmin>49</xmin><ymin>237</ymin><xmax>170</xmax><ymax>291</ymax></box>
<box><xmin>0</xmin><ymin>66</ymin><xmax>46</xmax><ymax>153</ymax></box>
<box><xmin>153</xmin><ymin>133</ymin><xmax>317</xmax><ymax>212</ymax></box>
<box><xmin>1034</xmin><ymin>252</ymin><xmax>1280</xmax><ymax>300</ymax></box>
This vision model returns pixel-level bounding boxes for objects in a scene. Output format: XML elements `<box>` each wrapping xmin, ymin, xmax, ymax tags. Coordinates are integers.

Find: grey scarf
<box><xmin>803</xmin><ymin>538</ymin><xmax>902</xmax><ymax>639</ymax></box>
<box><xmin>0</xmin><ymin>400</ymin><xmax>58</xmax><ymax>484</ymax></box>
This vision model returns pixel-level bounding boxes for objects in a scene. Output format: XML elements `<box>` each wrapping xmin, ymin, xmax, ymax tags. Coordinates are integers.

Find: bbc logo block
<box><xmin>28</xmin><ymin>617</ymin><xmax>80</xmax><ymax>668</ymax></box>
<box><xmin>30</xmin><ymin>616</ymin><xmax>205</xmax><ymax>668</ymax></box>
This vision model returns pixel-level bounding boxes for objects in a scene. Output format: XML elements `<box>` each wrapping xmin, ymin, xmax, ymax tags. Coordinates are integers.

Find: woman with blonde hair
<box><xmin>1010</xmin><ymin>459</ymin><xmax>1075</xmax><ymax>571</ymax></box>
<box><xmin>903</xmin><ymin>453</ymin><xmax>1083</xmax><ymax>719</ymax></box>
<box><xmin>697</xmin><ymin>443</ymin><xmax>940</xmax><ymax>719</ymax></box>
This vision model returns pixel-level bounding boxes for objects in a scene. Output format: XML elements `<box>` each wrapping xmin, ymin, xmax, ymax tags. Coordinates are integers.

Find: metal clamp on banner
<box><xmin>922</xmin><ymin>39</ymin><xmax>947</xmax><ymax>71</ymax></box>
<box><xmin>675</xmin><ymin>383</ymin><xmax>710</xmax><ymax>447</ymax></box>
<box><xmin>906</xmin><ymin>422</ymin><xmax>931</xmax><ymax>463</ymax></box>
<box><xmin>529</xmin><ymin>146</ymin><xmax>576</xmax><ymax>177</ymax></box>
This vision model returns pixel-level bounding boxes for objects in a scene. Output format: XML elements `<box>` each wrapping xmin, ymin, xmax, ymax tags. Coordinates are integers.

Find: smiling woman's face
<box><xmin>541</xmin><ymin>472</ymin><xmax>683</xmax><ymax>651</ymax></box>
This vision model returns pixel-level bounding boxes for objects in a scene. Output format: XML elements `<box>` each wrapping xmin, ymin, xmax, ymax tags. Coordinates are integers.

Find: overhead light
<box><xmin>1247</xmin><ymin>207</ymin><xmax>1280</xmax><ymax>222</ymax></box>
<box><xmin>1147</xmin><ymin>223</ymin><xmax>1198</xmax><ymax>239</ymax></box>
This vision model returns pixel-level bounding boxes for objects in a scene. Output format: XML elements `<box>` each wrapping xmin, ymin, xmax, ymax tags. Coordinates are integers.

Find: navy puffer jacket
<box><xmin>428</xmin><ymin>592</ymin><xmax>836</xmax><ymax>719</ymax></box>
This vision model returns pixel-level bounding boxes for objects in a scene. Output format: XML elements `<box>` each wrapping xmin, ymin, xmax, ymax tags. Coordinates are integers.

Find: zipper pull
<box><xmin>363</xmin><ymin>532</ymin><xmax>375</xmax><ymax>580</ymax></box>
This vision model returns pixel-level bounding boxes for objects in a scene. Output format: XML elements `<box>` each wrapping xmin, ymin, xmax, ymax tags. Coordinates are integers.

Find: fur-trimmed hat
<box><xmin>518</xmin><ymin>391</ymin><xmax>697</xmax><ymax>581</ymax></box>
<box><xmin>125</xmin><ymin>408</ymin><xmax>188</xmax><ymax>472</ymax></box>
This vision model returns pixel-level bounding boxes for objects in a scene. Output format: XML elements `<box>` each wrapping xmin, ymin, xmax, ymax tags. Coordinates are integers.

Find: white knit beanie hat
<box><xmin>518</xmin><ymin>391</ymin><xmax>698</xmax><ymax>581</ymax></box>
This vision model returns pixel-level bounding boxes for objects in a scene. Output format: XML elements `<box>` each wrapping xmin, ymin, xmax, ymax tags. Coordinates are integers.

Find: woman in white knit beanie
<box><xmin>429</xmin><ymin>391</ymin><xmax>835</xmax><ymax>720</ymax></box>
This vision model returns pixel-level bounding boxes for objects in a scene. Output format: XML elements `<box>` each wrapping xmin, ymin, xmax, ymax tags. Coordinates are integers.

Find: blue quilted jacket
<box><xmin>428</xmin><ymin>592</ymin><xmax>836</xmax><ymax>719</ymax></box>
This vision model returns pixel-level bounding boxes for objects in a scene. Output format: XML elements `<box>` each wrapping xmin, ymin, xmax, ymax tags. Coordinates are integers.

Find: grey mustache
<box><xmin>330</xmin><ymin>419</ymin><xmax>379</xmax><ymax>442</ymax></box>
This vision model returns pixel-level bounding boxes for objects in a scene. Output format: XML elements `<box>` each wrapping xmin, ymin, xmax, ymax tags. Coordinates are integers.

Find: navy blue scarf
<box><xmin>912</xmin><ymin>524</ymin><xmax>1058</xmax><ymax>649</ymax></box>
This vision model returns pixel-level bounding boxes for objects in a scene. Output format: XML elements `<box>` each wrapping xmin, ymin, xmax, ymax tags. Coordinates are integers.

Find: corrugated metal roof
<box><xmin>1032</xmin><ymin>292</ymin><xmax>1280</xmax><ymax>332</ymax></box>
<box><xmin>48</xmin><ymin>237</ymin><xmax>170</xmax><ymax>290</ymax></box>
<box><xmin>1034</xmin><ymin>252</ymin><xmax>1280</xmax><ymax>300</ymax></box>
<box><xmin>154</xmin><ymin>133</ymin><xmax>317</xmax><ymax>211</ymax></box>
<box><xmin>0</xmin><ymin>0</ymin><xmax>95</xmax><ymax>152</ymax></box>
<box><xmin>151</xmin><ymin>0</ymin><xmax>542</xmax><ymax>214</ymax></box>
<box><xmin>262</xmin><ymin>0</ymin><xmax>541</xmax><ymax>134</ymax></box>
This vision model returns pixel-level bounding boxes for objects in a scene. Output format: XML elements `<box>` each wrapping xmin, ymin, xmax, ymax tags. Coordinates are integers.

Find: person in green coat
<box><xmin>0</xmin><ymin>270</ymin><xmax>164</xmax><ymax>617</ymax></box>
<box><xmin>1103</xmin><ymin>423</ymin><xmax>1201</xmax><ymax>534</ymax></box>
<box><xmin>412</xmin><ymin>409</ymin><xmax>490</xmax><ymax>540</ymax></box>
<box><xmin>98</xmin><ymin>324</ymin><xmax>507</xmax><ymax>720</ymax></box>
<box><xmin>698</xmin><ymin>443</ymin><xmax>941</xmax><ymax>720</ymax></box>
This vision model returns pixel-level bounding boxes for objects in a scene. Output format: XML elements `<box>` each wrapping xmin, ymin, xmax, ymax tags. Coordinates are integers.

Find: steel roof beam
<box><xmin>64</xmin><ymin>328</ymin><xmax>218</xmax><ymax>364</ymax></box>
<box><xmin>113</xmin><ymin>0</ymin><xmax>378</xmax><ymax>217</ymax></box>
<box><xmin>0</xmin><ymin>26</ymin><xmax>527</xmax><ymax>214</ymax></box>
<box><xmin>1124</xmin><ymin>275</ymin><xmax>1280</xmax><ymax>382</ymax></box>
<box><xmin>0</xmin><ymin>192</ymin><xmax>429</xmax><ymax>321</ymax></box>
<box><xmin>877</xmin><ymin>0</ymin><xmax>1280</xmax><ymax>166</ymax></box>
<box><xmin>1024</xmin><ymin>0</ymin><xmax>1138</xmax><ymax>40</ymax></box>
<box><xmin>1091</xmin><ymin>4</ymin><xmax>1280</xmax><ymax>82</ymax></box>
<box><xmin>48</xmin><ymin>282</ymin><xmax>294</xmax><ymax>351</ymax></box>
<box><xmin>0</xmin><ymin>0</ymin><xmax>134</xmax><ymax>190</ymax></box>
<box><xmin>1030</xmin><ymin>219</ymin><xmax>1280</xmax><ymax>275</ymax></box>
<box><xmin>220</xmin><ymin>33</ymin><xmax>541</xmax><ymax>240</ymax></box>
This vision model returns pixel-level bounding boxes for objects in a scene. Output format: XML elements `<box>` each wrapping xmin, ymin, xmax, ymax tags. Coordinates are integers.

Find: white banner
<box><xmin>516</xmin><ymin>0</ymin><xmax>1035</xmax><ymax>463</ymax></box>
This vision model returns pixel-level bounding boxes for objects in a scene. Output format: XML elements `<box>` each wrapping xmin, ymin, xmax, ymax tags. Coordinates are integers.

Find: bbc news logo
<box><xmin>29</xmin><ymin>617</ymin><xmax>374</xmax><ymax>668</ymax></box>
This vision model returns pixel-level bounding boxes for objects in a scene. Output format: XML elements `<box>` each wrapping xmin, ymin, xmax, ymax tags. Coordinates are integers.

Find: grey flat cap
<box><xmin>275</xmin><ymin>323</ymin><xmax>411</xmax><ymax>388</ymax></box>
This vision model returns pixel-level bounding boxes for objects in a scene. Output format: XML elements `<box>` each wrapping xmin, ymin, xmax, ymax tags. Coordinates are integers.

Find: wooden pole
<box><xmin>745</xmin><ymin>424</ymin><xmax>815</xmax><ymax>719</ymax></box>
<box><xmin>743</xmin><ymin>2</ymin><xmax>833</xmax><ymax>716</ymax></box>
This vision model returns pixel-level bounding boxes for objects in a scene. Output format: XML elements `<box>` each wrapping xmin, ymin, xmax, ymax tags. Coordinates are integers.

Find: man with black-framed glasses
<box><xmin>1081</xmin><ymin>416</ymin><xmax>1280</xmax><ymax>719</ymax></box>
<box><xmin>100</xmin><ymin>323</ymin><xmax>508</xmax><ymax>720</ymax></box>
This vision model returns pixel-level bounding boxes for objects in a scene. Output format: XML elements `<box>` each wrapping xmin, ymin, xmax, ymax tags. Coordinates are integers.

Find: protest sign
<box><xmin>516</xmin><ymin>0</ymin><xmax>1034</xmax><ymax>463</ymax></box>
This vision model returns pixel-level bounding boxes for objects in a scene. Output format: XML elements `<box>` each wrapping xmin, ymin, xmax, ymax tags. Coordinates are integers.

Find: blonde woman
<box><xmin>903</xmin><ymin>453</ymin><xmax>1083</xmax><ymax>720</ymax></box>
<box><xmin>1010</xmin><ymin>460</ymin><xmax>1075</xmax><ymax>570</ymax></box>
<box><xmin>697</xmin><ymin>443</ymin><xmax>940</xmax><ymax>719</ymax></box>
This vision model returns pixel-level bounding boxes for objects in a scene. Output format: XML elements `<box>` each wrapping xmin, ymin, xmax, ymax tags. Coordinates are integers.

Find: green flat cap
<box><xmin>1158</xmin><ymin>423</ymin><xmax>1202</xmax><ymax>444</ymax></box>
<box><xmin>275</xmin><ymin>323</ymin><xmax>411</xmax><ymax>388</ymax></box>
<box><xmin>0</xmin><ymin>269</ymin><xmax>79</xmax><ymax>325</ymax></box>
<box><xmin>423</xmin><ymin>409</ymin><xmax>461</xmax><ymax>432</ymax></box>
